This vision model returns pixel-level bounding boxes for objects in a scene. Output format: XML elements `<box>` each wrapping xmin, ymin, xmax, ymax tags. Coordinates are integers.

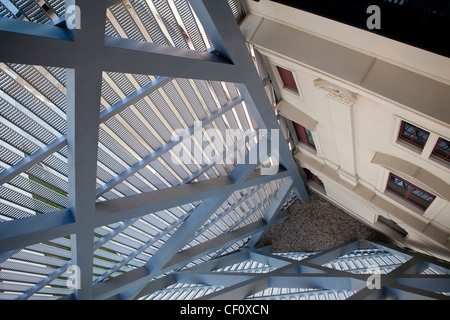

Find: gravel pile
<box><xmin>256</xmin><ymin>189</ymin><xmax>389</xmax><ymax>253</ymax></box>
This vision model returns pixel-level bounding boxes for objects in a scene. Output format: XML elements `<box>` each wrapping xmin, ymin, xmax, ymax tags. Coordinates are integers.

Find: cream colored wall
<box><xmin>241</xmin><ymin>0</ymin><xmax>450</xmax><ymax>260</ymax></box>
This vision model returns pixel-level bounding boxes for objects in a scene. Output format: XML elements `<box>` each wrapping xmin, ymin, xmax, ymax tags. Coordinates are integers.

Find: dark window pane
<box><xmin>294</xmin><ymin>122</ymin><xmax>315</xmax><ymax>149</ymax></box>
<box><xmin>386</xmin><ymin>173</ymin><xmax>435</xmax><ymax>211</ymax></box>
<box><xmin>276</xmin><ymin>66</ymin><xmax>298</xmax><ymax>92</ymax></box>
<box><xmin>398</xmin><ymin>121</ymin><xmax>429</xmax><ymax>149</ymax></box>
<box><xmin>303</xmin><ymin>168</ymin><xmax>324</xmax><ymax>188</ymax></box>
<box><xmin>431</xmin><ymin>137</ymin><xmax>450</xmax><ymax>163</ymax></box>
<box><xmin>306</xmin><ymin>128</ymin><xmax>315</xmax><ymax>146</ymax></box>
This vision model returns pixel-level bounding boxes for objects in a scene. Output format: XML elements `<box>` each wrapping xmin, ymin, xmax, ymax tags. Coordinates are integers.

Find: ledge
<box><xmin>241</xmin><ymin>14</ymin><xmax>450</xmax><ymax>124</ymax></box>
<box><xmin>295</xmin><ymin>150</ymin><xmax>450</xmax><ymax>250</ymax></box>
<box><xmin>371</xmin><ymin>152</ymin><xmax>450</xmax><ymax>202</ymax></box>
<box><xmin>275</xmin><ymin>100</ymin><xmax>318</xmax><ymax>131</ymax></box>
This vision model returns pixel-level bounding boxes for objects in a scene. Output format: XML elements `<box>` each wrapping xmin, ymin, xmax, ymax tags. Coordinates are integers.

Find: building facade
<box><xmin>240</xmin><ymin>0</ymin><xmax>450</xmax><ymax>261</ymax></box>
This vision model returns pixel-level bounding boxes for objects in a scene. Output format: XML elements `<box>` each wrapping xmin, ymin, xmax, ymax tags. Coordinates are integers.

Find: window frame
<box><xmin>377</xmin><ymin>215</ymin><xmax>408</xmax><ymax>239</ymax></box>
<box><xmin>430</xmin><ymin>137</ymin><xmax>450</xmax><ymax>164</ymax></box>
<box><xmin>385</xmin><ymin>172</ymin><xmax>436</xmax><ymax>211</ymax></box>
<box><xmin>276</xmin><ymin>65</ymin><xmax>299</xmax><ymax>94</ymax></box>
<box><xmin>303</xmin><ymin>167</ymin><xmax>324</xmax><ymax>188</ymax></box>
<box><xmin>397</xmin><ymin>120</ymin><xmax>430</xmax><ymax>151</ymax></box>
<box><xmin>294</xmin><ymin>122</ymin><xmax>316</xmax><ymax>150</ymax></box>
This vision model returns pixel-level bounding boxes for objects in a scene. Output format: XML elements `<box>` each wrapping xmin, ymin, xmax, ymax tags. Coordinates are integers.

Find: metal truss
<box><xmin>140</xmin><ymin>241</ymin><xmax>450</xmax><ymax>300</ymax></box>
<box><xmin>0</xmin><ymin>0</ymin><xmax>307</xmax><ymax>300</ymax></box>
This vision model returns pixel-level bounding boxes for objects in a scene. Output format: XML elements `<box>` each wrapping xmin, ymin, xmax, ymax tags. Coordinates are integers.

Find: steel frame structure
<box><xmin>0</xmin><ymin>0</ymin><xmax>307</xmax><ymax>300</ymax></box>
<box><xmin>140</xmin><ymin>241</ymin><xmax>450</xmax><ymax>300</ymax></box>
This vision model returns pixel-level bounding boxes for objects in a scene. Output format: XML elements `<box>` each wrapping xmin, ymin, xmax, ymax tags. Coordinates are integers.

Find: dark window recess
<box><xmin>431</xmin><ymin>137</ymin><xmax>450</xmax><ymax>164</ymax></box>
<box><xmin>276</xmin><ymin>66</ymin><xmax>298</xmax><ymax>92</ymax></box>
<box><xmin>303</xmin><ymin>168</ymin><xmax>324</xmax><ymax>188</ymax></box>
<box><xmin>294</xmin><ymin>122</ymin><xmax>315</xmax><ymax>150</ymax></box>
<box><xmin>398</xmin><ymin>121</ymin><xmax>430</xmax><ymax>150</ymax></box>
<box><xmin>386</xmin><ymin>173</ymin><xmax>435</xmax><ymax>211</ymax></box>
<box><xmin>377</xmin><ymin>215</ymin><xmax>408</xmax><ymax>238</ymax></box>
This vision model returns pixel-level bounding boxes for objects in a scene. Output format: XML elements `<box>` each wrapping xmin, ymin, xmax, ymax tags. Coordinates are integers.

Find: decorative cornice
<box><xmin>314</xmin><ymin>79</ymin><xmax>357</xmax><ymax>106</ymax></box>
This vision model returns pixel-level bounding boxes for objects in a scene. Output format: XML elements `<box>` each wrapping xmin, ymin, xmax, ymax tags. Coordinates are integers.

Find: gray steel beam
<box><xmin>395</xmin><ymin>274</ymin><xmax>450</xmax><ymax>293</ymax></box>
<box><xmin>0</xmin><ymin>75</ymin><xmax>172</xmax><ymax>188</ymax></box>
<box><xmin>102</xmin><ymin>37</ymin><xmax>239</xmax><ymax>82</ymax></box>
<box><xmin>0</xmin><ymin>168</ymin><xmax>289</xmax><ymax>254</ymax></box>
<box><xmin>98</xmin><ymin>76</ymin><xmax>173</xmax><ymax>124</ymax></box>
<box><xmin>188</xmin><ymin>0</ymin><xmax>307</xmax><ymax>201</ymax></box>
<box><xmin>175</xmin><ymin>272</ymin><xmax>254</xmax><ymax>288</ymax></box>
<box><xmin>64</xmin><ymin>0</ymin><xmax>106</xmax><ymax>300</ymax></box>
<box><xmin>347</xmin><ymin>287</ymin><xmax>387</xmax><ymax>300</ymax></box>
<box><xmin>0</xmin><ymin>135</ymin><xmax>67</xmax><ymax>186</ymax></box>
<box><xmin>117</xmin><ymin>151</ymin><xmax>268</xmax><ymax>299</ymax></box>
<box><xmin>0</xmin><ymin>17</ymin><xmax>74</xmax><ymax>67</ymax></box>
<box><xmin>197</xmin><ymin>275</ymin><xmax>270</xmax><ymax>300</ymax></box>
<box><xmin>246</xmin><ymin>178</ymin><xmax>293</xmax><ymax>247</ymax></box>
<box><xmin>176</xmin><ymin>249</ymin><xmax>251</xmax><ymax>274</ymax></box>
<box><xmin>96</xmin><ymin>96</ymin><xmax>244</xmax><ymax>198</ymax></box>
<box><xmin>132</xmin><ymin>273</ymin><xmax>178</xmax><ymax>300</ymax></box>
<box><xmin>386</xmin><ymin>283</ymin><xmax>450</xmax><ymax>300</ymax></box>
<box><xmin>94</xmin><ymin>211</ymin><xmax>289</xmax><ymax>300</ymax></box>
<box><xmin>301</xmin><ymin>241</ymin><xmax>360</xmax><ymax>266</ymax></box>
<box><xmin>0</xmin><ymin>209</ymin><xmax>75</xmax><ymax>252</ymax></box>
<box><xmin>164</xmin><ymin>211</ymin><xmax>290</xmax><ymax>272</ymax></box>
<box><xmin>369</xmin><ymin>240</ymin><xmax>450</xmax><ymax>272</ymax></box>
<box><xmin>248</xmin><ymin>251</ymin><xmax>296</xmax><ymax>269</ymax></box>
<box><xmin>269</xmin><ymin>274</ymin><xmax>366</xmax><ymax>291</ymax></box>
<box><xmin>93</xmin><ymin>167</ymin><xmax>289</xmax><ymax>227</ymax></box>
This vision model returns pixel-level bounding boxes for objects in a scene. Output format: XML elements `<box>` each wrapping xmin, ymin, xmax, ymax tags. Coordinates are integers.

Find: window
<box><xmin>398</xmin><ymin>121</ymin><xmax>430</xmax><ymax>150</ymax></box>
<box><xmin>386</xmin><ymin>173</ymin><xmax>436</xmax><ymax>211</ymax></box>
<box><xmin>294</xmin><ymin>122</ymin><xmax>315</xmax><ymax>150</ymax></box>
<box><xmin>303</xmin><ymin>168</ymin><xmax>324</xmax><ymax>188</ymax></box>
<box><xmin>276</xmin><ymin>66</ymin><xmax>298</xmax><ymax>93</ymax></box>
<box><xmin>431</xmin><ymin>137</ymin><xmax>450</xmax><ymax>164</ymax></box>
<box><xmin>377</xmin><ymin>215</ymin><xmax>408</xmax><ymax>238</ymax></box>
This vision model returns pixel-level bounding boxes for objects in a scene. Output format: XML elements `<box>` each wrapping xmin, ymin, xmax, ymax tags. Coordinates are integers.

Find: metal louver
<box><xmin>0</xmin><ymin>0</ymin><xmax>306</xmax><ymax>300</ymax></box>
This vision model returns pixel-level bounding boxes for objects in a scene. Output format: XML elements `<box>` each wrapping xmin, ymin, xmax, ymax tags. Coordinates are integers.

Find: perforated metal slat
<box><xmin>10</xmin><ymin>0</ymin><xmax>52</xmax><ymax>24</ymax></box>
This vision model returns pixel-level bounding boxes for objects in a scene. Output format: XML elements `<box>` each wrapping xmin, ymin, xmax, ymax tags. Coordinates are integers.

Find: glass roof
<box><xmin>0</xmin><ymin>0</ymin><xmax>297</xmax><ymax>300</ymax></box>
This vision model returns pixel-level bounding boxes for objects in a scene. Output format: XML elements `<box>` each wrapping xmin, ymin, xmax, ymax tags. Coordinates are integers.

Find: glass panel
<box><xmin>305</xmin><ymin>128</ymin><xmax>315</xmax><ymax>147</ymax></box>
<box><xmin>386</xmin><ymin>173</ymin><xmax>435</xmax><ymax>211</ymax></box>
<box><xmin>276</xmin><ymin>66</ymin><xmax>298</xmax><ymax>92</ymax></box>
<box><xmin>387</xmin><ymin>175</ymin><xmax>408</xmax><ymax>197</ymax></box>
<box><xmin>432</xmin><ymin>137</ymin><xmax>450</xmax><ymax>162</ymax></box>
<box><xmin>409</xmin><ymin>188</ymin><xmax>434</xmax><ymax>209</ymax></box>
<box><xmin>398</xmin><ymin>121</ymin><xmax>429</xmax><ymax>149</ymax></box>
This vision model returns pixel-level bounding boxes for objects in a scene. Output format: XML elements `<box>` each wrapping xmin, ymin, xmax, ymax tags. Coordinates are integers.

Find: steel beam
<box><xmin>93</xmin><ymin>167</ymin><xmax>289</xmax><ymax>227</ymax></box>
<box><xmin>64</xmin><ymin>0</ymin><xmax>107</xmax><ymax>300</ymax></box>
<box><xmin>96</xmin><ymin>96</ymin><xmax>244</xmax><ymax>198</ymax></box>
<box><xmin>0</xmin><ymin>0</ymin><xmax>311</xmax><ymax>301</ymax></box>
<box><xmin>164</xmin><ymin>211</ymin><xmax>290</xmax><ymax>272</ymax></box>
<box><xmin>98</xmin><ymin>76</ymin><xmax>173</xmax><ymax>124</ymax></box>
<box><xmin>0</xmin><ymin>209</ymin><xmax>75</xmax><ymax>252</ymax></box>
<box><xmin>246</xmin><ymin>178</ymin><xmax>293</xmax><ymax>247</ymax></box>
<box><xmin>93</xmin><ymin>211</ymin><xmax>289</xmax><ymax>300</ymax></box>
<box><xmin>188</xmin><ymin>0</ymin><xmax>307</xmax><ymax>201</ymax></box>
<box><xmin>117</xmin><ymin>149</ymin><xmax>266</xmax><ymax>299</ymax></box>
<box><xmin>0</xmin><ymin>135</ymin><xmax>67</xmax><ymax>186</ymax></box>
<box><xmin>0</xmin><ymin>75</ymin><xmax>173</xmax><ymax>188</ymax></box>
<box><xmin>0</xmin><ymin>17</ymin><xmax>74</xmax><ymax>67</ymax></box>
<box><xmin>0</xmin><ymin>168</ymin><xmax>288</xmax><ymax>253</ymax></box>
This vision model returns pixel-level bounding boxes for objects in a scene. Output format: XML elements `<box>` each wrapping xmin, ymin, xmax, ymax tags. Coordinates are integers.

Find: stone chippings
<box><xmin>257</xmin><ymin>189</ymin><xmax>389</xmax><ymax>252</ymax></box>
